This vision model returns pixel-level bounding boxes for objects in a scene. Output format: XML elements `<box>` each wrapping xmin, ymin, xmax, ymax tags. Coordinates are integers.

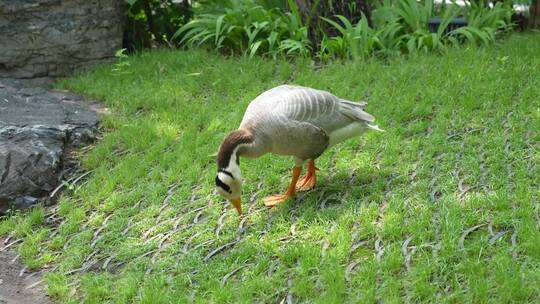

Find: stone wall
<box><xmin>0</xmin><ymin>0</ymin><xmax>124</xmax><ymax>78</ymax></box>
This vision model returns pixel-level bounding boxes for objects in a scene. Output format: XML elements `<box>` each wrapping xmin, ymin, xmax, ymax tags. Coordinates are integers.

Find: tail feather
<box><xmin>367</xmin><ymin>124</ymin><xmax>385</xmax><ymax>132</ymax></box>
<box><xmin>340</xmin><ymin>99</ymin><xmax>367</xmax><ymax>108</ymax></box>
<box><xmin>339</xmin><ymin>99</ymin><xmax>375</xmax><ymax>123</ymax></box>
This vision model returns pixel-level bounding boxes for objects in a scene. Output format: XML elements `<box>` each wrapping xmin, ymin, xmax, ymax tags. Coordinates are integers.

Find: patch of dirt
<box><xmin>0</xmin><ymin>244</ymin><xmax>52</xmax><ymax>304</ymax></box>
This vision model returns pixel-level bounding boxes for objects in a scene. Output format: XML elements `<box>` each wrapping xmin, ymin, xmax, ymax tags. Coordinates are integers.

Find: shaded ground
<box><xmin>0</xmin><ymin>237</ymin><xmax>51</xmax><ymax>304</ymax></box>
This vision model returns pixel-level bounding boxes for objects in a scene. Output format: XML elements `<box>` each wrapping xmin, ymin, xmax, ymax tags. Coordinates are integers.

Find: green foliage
<box><xmin>124</xmin><ymin>0</ymin><xmax>192</xmax><ymax>50</ymax></box>
<box><xmin>319</xmin><ymin>0</ymin><xmax>513</xmax><ymax>59</ymax></box>
<box><xmin>112</xmin><ymin>48</ymin><xmax>131</xmax><ymax>74</ymax></box>
<box><xmin>449</xmin><ymin>2</ymin><xmax>513</xmax><ymax>46</ymax></box>
<box><xmin>393</xmin><ymin>0</ymin><xmax>434</xmax><ymax>32</ymax></box>
<box><xmin>174</xmin><ymin>0</ymin><xmax>310</xmax><ymax>57</ymax></box>
<box><xmin>393</xmin><ymin>0</ymin><xmax>460</xmax><ymax>54</ymax></box>
<box><xmin>176</xmin><ymin>0</ymin><xmax>513</xmax><ymax>59</ymax></box>
<box><xmin>124</xmin><ymin>0</ymin><xmax>513</xmax><ymax>56</ymax></box>
<box><xmin>319</xmin><ymin>14</ymin><xmax>377</xmax><ymax>59</ymax></box>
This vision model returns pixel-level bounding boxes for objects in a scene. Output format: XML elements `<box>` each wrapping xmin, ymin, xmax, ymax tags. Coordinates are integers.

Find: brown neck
<box><xmin>217</xmin><ymin>129</ymin><xmax>254</xmax><ymax>169</ymax></box>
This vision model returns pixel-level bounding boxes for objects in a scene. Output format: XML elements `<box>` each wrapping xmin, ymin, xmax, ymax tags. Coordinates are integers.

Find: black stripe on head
<box><xmin>218</xmin><ymin>169</ymin><xmax>234</xmax><ymax>179</ymax></box>
<box><xmin>215</xmin><ymin>175</ymin><xmax>232</xmax><ymax>194</ymax></box>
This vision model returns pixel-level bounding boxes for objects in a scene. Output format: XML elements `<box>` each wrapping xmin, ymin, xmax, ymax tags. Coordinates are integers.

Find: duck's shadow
<box><xmin>269</xmin><ymin>168</ymin><xmax>392</xmax><ymax>220</ymax></box>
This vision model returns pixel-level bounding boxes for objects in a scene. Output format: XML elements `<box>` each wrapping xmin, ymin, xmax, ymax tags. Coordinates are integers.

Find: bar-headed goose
<box><xmin>216</xmin><ymin>85</ymin><xmax>383</xmax><ymax>214</ymax></box>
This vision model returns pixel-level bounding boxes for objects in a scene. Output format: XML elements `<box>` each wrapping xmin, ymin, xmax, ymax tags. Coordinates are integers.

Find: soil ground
<box><xmin>0</xmin><ymin>237</ymin><xmax>52</xmax><ymax>304</ymax></box>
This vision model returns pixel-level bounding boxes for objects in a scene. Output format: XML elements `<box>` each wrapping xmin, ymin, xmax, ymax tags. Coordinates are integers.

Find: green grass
<box><xmin>2</xmin><ymin>33</ymin><xmax>539</xmax><ymax>303</ymax></box>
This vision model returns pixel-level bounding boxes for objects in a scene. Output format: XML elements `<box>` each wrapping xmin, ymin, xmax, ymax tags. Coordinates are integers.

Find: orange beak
<box><xmin>229</xmin><ymin>198</ymin><xmax>241</xmax><ymax>215</ymax></box>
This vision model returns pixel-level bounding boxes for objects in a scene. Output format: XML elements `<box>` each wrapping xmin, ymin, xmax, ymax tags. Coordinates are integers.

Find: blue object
<box><xmin>428</xmin><ymin>17</ymin><xmax>467</xmax><ymax>35</ymax></box>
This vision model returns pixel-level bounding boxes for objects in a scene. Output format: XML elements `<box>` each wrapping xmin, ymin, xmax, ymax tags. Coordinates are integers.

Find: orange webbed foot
<box><xmin>264</xmin><ymin>166</ymin><xmax>302</xmax><ymax>208</ymax></box>
<box><xmin>296</xmin><ymin>173</ymin><xmax>316</xmax><ymax>191</ymax></box>
<box><xmin>296</xmin><ymin>160</ymin><xmax>318</xmax><ymax>192</ymax></box>
<box><xmin>263</xmin><ymin>193</ymin><xmax>293</xmax><ymax>207</ymax></box>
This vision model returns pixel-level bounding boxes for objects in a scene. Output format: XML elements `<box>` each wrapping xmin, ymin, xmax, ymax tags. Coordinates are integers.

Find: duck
<box><xmin>215</xmin><ymin>85</ymin><xmax>383</xmax><ymax>214</ymax></box>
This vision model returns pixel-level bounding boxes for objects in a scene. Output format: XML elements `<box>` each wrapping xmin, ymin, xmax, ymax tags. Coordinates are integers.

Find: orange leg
<box><xmin>264</xmin><ymin>166</ymin><xmax>302</xmax><ymax>207</ymax></box>
<box><xmin>296</xmin><ymin>159</ymin><xmax>318</xmax><ymax>191</ymax></box>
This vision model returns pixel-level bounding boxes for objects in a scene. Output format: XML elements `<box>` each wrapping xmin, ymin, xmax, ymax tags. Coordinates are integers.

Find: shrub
<box><xmin>175</xmin><ymin>0</ymin><xmax>514</xmax><ymax>59</ymax></box>
<box><xmin>449</xmin><ymin>2</ymin><xmax>513</xmax><ymax>46</ymax></box>
<box><xmin>124</xmin><ymin>0</ymin><xmax>193</xmax><ymax>50</ymax></box>
<box><xmin>319</xmin><ymin>14</ymin><xmax>377</xmax><ymax>60</ymax></box>
<box><xmin>319</xmin><ymin>0</ymin><xmax>513</xmax><ymax>59</ymax></box>
<box><xmin>174</xmin><ymin>0</ymin><xmax>311</xmax><ymax>57</ymax></box>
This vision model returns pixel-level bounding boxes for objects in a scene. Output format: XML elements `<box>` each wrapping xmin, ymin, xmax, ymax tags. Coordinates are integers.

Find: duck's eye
<box><xmin>215</xmin><ymin>176</ymin><xmax>232</xmax><ymax>194</ymax></box>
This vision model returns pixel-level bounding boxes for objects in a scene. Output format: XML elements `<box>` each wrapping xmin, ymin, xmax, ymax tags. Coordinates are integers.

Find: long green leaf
<box><xmin>249</xmin><ymin>40</ymin><xmax>264</xmax><ymax>58</ymax></box>
<box><xmin>321</xmin><ymin>16</ymin><xmax>347</xmax><ymax>37</ymax></box>
<box><xmin>286</xmin><ymin>0</ymin><xmax>303</xmax><ymax>26</ymax></box>
<box><xmin>215</xmin><ymin>15</ymin><xmax>225</xmax><ymax>46</ymax></box>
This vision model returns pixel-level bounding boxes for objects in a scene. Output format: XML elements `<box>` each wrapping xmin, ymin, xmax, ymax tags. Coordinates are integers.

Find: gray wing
<box><xmin>267</xmin><ymin>116</ymin><xmax>329</xmax><ymax>160</ymax></box>
<box><xmin>272</xmin><ymin>86</ymin><xmax>374</xmax><ymax>133</ymax></box>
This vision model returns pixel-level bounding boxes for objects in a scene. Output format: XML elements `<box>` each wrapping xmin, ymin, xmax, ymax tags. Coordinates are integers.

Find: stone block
<box><xmin>0</xmin><ymin>0</ymin><xmax>124</xmax><ymax>78</ymax></box>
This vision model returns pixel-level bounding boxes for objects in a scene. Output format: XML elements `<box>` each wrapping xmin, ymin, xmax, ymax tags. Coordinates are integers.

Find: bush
<box><xmin>174</xmin><ymin>0</ymin><xmax>514</xmax><ymax>59</ymax></box>
<box><xmin>124</xmin><ymin>0</ymin><xmax>193</xmax><ymax>50</ymax></box>
<box><xmin>319</xmin><ymin>14</ymin><xmax>377</xmax><ymax>60</ymax></box>
<box><xmin>450</xmin><ymin>2</ymin><xmax>513</xmax><ymax>45</ymax></box>
<box><xmin>174</xmin><ymin>0</ymin><xmax>311</xmax><ymax>57</ymax></box>
<box><xmin>320</xmin><ymin>0</ymin><xmax>513</xmax><ymax>59</ymax></box>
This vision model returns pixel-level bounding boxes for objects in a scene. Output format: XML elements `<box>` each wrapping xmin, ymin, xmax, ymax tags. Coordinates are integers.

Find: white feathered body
<box><xmin>238</xmin><ymin>85</ymin><xmax>382</xmax><ymax>160</ymax></box>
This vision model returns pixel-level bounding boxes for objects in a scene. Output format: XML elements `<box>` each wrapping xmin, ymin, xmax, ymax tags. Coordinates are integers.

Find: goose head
<box><xmin>215</xmin><ymin>167</ymin><xmax>242</xmax><ymax>214</ymax></box>
<box><xmin>216</xmin><ymin>129</ymin><xmax>253</xmax><ymax>215</ymax></box>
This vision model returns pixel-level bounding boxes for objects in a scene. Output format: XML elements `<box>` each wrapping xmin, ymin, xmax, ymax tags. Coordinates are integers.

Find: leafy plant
<box><xmin>373</xmin><ymin>21</ymin><xmax>404</xmax><ymax>56</ymax></box>
<box><xmin>393</xmin><ymin>0</ymin><xmax>434</xmax><ymax>32</ymax></box>
<box><xmin>124</xmin><ymin>0</ymin><xmax>193</xmax><ymax>50</ymax></box>
<box><xmin>174</xmin><ymin>0</ymin><xmax>311</xmax><ymax>57</ymax></box>
<box><xmin>320</xmin><ymin>14</ymin><xmax>377</xmax><ymax>59</ymax></box>
<box><xmin>175</xmin><ymin>0</ymin><xmax>514</xmax><ymax>59</ymax></box>
<box><xmin>112</xmin><ymin>48</ymin><xmax>131</xmax><ymax>75</ymax></box>
<box><xmin>278</xmin><ymin>1</ymin><xmax>312</xmax><ymax>57</ymax></box>
<box><xmin>318</xmin><ymin>0</ymin><xmax>513</xmax><ymax>59</ymax></box>
<box><xmin>449</xmin><ymin>2</ymin><xmax>513</xmax><ymax>46</ymax></box>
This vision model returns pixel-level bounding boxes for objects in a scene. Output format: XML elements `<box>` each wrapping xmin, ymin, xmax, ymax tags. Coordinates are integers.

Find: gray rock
<box><xmin>0</xmin><ymin>80</ymin><xmax>101</xmax><ymax>214</ymax></box>
<box><xmin>0</xmin><ymin>0</ymin><xmax>124</xmax><ymax>78</ymax></box>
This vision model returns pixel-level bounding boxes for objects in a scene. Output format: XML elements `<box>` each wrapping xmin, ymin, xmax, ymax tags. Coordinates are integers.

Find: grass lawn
<box><xmin>1</xmin><ymin>33</ymin><xmax>539</xmax><ymax>303</ymax></box>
